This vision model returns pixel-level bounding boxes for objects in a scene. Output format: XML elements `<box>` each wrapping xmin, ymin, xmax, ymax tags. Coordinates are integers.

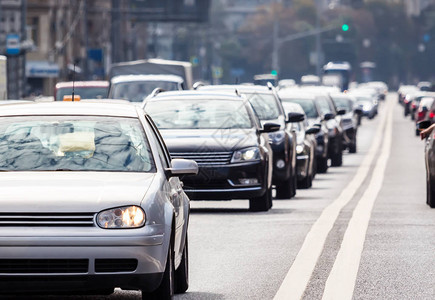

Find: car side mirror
<box><xmin>260</xmin><ymin>122</ymin><xmax>281</xmax><ymax>133</ymax></box>
<box><xmin>323</xmin><ymin>113</ymin><xmax>335</xmax><ymax>121</ymax></box>
<box><xmin>306</xmin><ymin>126</ymin><xmax>320</xmax><ymax>135</ymax></box>
<box><xmin>354</xmin><ymin>108</ymin><xmax>363</xmax><ymax>115</ymax></box>
<box><xmin>287</xmin><ymin>112</ymin><xmax>305</xmax><ymax>123</ymax></box>
<box><xmin>417</xmin><ymin>120</ymin><xmax>432</xmax><ymax>130</ymax></box>
<box><xmin>166</xmin><ymin>159</ymin><xmax>198</xmax><ymax>177</ymax></box>
<box><xmin>337</xmin><ymin>109</ymin><xmax>346</xmax><ymax>116</ymax></box>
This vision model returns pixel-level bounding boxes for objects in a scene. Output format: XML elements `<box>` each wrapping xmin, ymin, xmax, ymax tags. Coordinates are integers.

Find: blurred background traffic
<box><xmin>0</xmin><ymin>0</ymin><xmax>435</xmax><ymax>99</ymax></box>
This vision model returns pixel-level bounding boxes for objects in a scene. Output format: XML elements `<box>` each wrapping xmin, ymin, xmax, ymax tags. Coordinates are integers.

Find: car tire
<box><xmin>297</xmin><ymin>175</ymin><xmax>312</xmax><ymax>189</ymax></box>
<box><xmin>175</xmin><ymin>234</ymin><xmax>189</xmax><ymax>294</ymax></box>
<box><xmin>143</xmin><ymin>242</ymin><xmax>175</xmax><ymax>300</ymax></box>
<box><xmin>331</xmin><ymin>148</ymin><xmax>343</xmax><ymax>167</ymax></box>
<box><xmin>275</xmin><ymin>177</ymin><xmax>292</xmax><ymax>199</ymax></box>
<box><xmin>317</xmin><ymin>157</ymin><xmax>328</xmax><ymax>173</ymax></box>
<box><xmin>249</xmin><ymin>188</ymin><xmax>271</xmax><ymax>212</ymax></box>
<box><xmin>349</xmin><ymin>140</ymin><xmax>357</xmax><ymax>153</ymax></box>
<box><xmin>427</xmin><ymin>174</ymin><xmax>435</xmax><ymax>208</ymax></box>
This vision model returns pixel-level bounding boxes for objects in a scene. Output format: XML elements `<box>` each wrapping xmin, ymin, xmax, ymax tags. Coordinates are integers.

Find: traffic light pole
<box><xmin>272</xmin><ymin>23</ymin><xmax>340</xmax><ymax>77</ymax></box>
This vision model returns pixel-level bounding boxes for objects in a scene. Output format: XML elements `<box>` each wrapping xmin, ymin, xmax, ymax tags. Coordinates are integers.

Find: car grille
<box><xmin>95</xmin><ymin>259</ymin><xmax>138</xmax><ymax>273</ymax></box>
<box><xmin>170</xmin><ymin>151</ymin><xmax>233</xmax><ymax>166</ymax></box>
<box><xmin>0</xmin><ymin>259</ymin><xmax>88</xmax><ymax>273</ymax></box>
<box><xmin>0</xmin><ymin>213</ymin><xmax>95</xmax><ymax>227</ymax></box>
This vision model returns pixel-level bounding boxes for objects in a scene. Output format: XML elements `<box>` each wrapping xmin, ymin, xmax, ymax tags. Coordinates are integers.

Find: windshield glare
<box><xmin>243</xmin><ymin>93</ymin><xmax>281</xmax><ymax>120</ymax></box>
<box><xmin>0</xmin><ymin>117</ymin><xmax>154</xmax><ymax>172</ymax></box>
<box><xmin>145</xmin><ymin>99</ymin><xmax>253</xmax><ymax>129</ymax></box>
<box><xmin>282</xmin><ymin>98</ymin><xmax>318</xmax><ymax>118</ymax></box>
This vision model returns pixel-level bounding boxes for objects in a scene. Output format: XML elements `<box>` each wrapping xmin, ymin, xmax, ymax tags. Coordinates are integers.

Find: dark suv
<box><xmin>198</xmin><ymin>84</ymin><xmax>298</xmax><ymax>199</ymax></box>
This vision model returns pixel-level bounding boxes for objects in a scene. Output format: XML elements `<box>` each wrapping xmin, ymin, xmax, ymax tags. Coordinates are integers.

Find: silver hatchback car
<box><xmin>0</xmin><ymin>101</ymin><xmax>197</xmax><ymax>299</ymax></box>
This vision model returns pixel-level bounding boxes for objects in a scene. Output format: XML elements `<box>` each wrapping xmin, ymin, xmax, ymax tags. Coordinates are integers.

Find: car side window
<box><xmin>145</xmin><ymin>115</ymin><xmax>171</xmax><ymax>169</ymax></box>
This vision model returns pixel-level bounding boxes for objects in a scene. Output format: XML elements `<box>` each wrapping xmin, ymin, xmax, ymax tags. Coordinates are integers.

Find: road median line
<box><xmin>274</xmin><ymin>99</ymin><xmax>392</xmax><ymax>300</ymax></box>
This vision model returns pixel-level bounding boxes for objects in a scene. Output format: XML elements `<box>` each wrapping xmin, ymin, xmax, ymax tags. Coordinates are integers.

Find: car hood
<box><xmin>0</xmin><ymin>172</ymin><xmax>155</xmax><ymax>212</ymax></box>
<box><xmin>161</xmin><ymin>129</ymin><xmax>258</xmax><ymax>152</ymax></box>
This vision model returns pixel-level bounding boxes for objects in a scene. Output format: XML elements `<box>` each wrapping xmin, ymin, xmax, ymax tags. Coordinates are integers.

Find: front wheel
<box><xmin>427</xmin><ymin>174</ymin><xmax>435</xmax><ymax>208</ymax></box>
<box><xmin>143</xmin><ymin>242</ymin><xmax>175</xmax><ymax>300</ymax></box>
<box><xmin>349</xmin><ymin>139</ymin><xmax>357</xmax><ymax>153</ymax></box>
<box><xmin>249</xmin><ymin>188</ymin><xmax>271</xmax><ymax>212</ymax></box>
<box><xmin>317</xmin><ymin>156</ymin><xmax>328</xmax><ymax>173</ymax></box>
<box><xmin>331</xmin><ymin>148</ymin><xmax>343</xmax><ymax>167</ymax></box>
<box><xmin>175</xmin><ymin>234</ymin><xmax>189</xmax><ymax>294</ymax></box>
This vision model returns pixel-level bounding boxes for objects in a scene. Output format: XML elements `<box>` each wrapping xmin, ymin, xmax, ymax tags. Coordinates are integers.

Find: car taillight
<box><xmin>430</xmin><ymin>111</ymin><xmax>435</xmax><ymax>119</ymax></box>
<box><xmin>418</xmin><ymin>111</ymin><xmax>425</xmax><ymax>119</ymax></box>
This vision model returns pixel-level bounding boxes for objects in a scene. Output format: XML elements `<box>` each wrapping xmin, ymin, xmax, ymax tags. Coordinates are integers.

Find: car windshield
<box><xmin>242</xmin><ymin>93</ymin><xmax>281</xmax><ymax>120</ymax></box>
<box><xmin>0</xmin><ymin>116</ymin><xmax>155</xmax><ymax>172</ymax></box>
<box><xmin>56</xmin><ymin>87</ymin><xmax>108</xmax><ymax>101</ymax></box>
<box><xmin>145</xmin><ymin>99</ymin><xmax>253</xmax><ymax>129</ymax></box>
<box><xmin>282</xmin><ymin>98</ymin><xmax>318</xmax><ymax>118</ymax></box>
<box><xmin>331</xmin><ymin>97</ymin><xmax>353</xmax><ymax>112</ymax></box>
<box><xmin>110</xmin><ymin>81</ymin><xmax>180</xmax><ymax>102</ymax></box>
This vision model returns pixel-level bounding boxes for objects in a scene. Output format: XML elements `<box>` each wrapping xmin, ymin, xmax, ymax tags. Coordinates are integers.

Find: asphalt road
<box><xmin>10</xmin><ymin>93</ymin><xmax>435</xmax><ymax>299</ymax></box>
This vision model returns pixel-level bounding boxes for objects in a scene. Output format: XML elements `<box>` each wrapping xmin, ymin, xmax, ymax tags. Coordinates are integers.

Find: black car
<box><xmin>144</xmin><ymin>91</ymin><xmax>278</xmax><ymax>212</ymax></box>
<box><xmin>279</xmin><ymin>89</ymin><xmax>342</xmax><ymax>172</ymax></box>
<box><xmin>281</xmin><ymin>101</ymin><xmax>320</xmax><ymax>188</ymax></box>
<box><xmin>329</xmin><ymin>93</ymin><xmax>361</xmax><ymax>153</ymax></box>
<box><xmin>418</xmin><ymin>120</ymin><xmax>435</xmax><ymax>208</ymax></box>
<box><xmin>197</xmin><ymin>84</ymin><xmax>298</xmax><ymax>199</ymax></box>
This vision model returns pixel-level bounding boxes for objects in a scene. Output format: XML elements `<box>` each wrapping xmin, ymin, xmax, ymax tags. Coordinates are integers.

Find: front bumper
<box><xmin>0</xmin><ymin>225</ymin><xmax>168</xmax><ymax>293</ymax></box>
<box><xmin>296</xmin><ymin>154</ymin><xmax>309</xmax><ymax>180</ymax></box>
<box><xmin>183</xmin><ymin>161</ymin><xmax>267</xmax><ymax>200</ymax></box>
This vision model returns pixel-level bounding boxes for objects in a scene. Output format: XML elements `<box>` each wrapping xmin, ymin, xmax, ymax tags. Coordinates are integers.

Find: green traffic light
<box><xmin>271</xmin><ymin>70</ymin><xmax>278</xmax><ymax>76</ymax></box>
<box><xmin>342</xmin><ymin>24</ymin><xmax>349</xmax><ymax>32</ymax></box>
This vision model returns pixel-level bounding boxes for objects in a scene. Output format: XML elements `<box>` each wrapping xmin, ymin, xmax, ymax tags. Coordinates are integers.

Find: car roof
<box><xmin>111</xmin><ymin>74</ymin><xmax>184</xmax><ymax>84</ymax></box>
<box><xmin>0</xmin><ymin>101</ymin><xmax>140</xmax><ymax>118</ymax></box>
<box><xmin>278</xmin><ymin>88</ymin><xmax>317</xmax><ymax>100</ymax></box>
<box><xmin>148</xmin><ymin>90</ymin><xmax>244</xmax><ymax>101</ymax></box>
<box><xmin>55</xmin><ymin>81</ymin><xmax>109</xmax><ymax>88</ymax></box>
<box><xmin>198</xmin><ymin>84</ymin><xmax>272</xmax><ymax>94</ymax></box>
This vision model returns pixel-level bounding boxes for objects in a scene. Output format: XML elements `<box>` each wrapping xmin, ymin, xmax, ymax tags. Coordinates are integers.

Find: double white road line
<box><xmin>274</xmin><ymin>98</ymin><xmax>394</xmax><ymax>300</ymax></box>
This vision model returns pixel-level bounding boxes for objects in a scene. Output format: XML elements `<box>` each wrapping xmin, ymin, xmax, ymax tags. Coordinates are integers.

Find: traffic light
<box><xmin>271</xmin><ymin>70</ymin><xmax>278</xmax><ymax>76</ymax></box>
<box><xmin>342</xmin><ymin>24</ymin><xmax>349</xmax><ymax>32</ymax></box>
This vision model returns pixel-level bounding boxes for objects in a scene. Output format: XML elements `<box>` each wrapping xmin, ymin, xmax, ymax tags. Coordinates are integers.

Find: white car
<box><xmin>0</xmin><ymin>101</ymin><xmax>197</xmax><ymax>299</ymax></box>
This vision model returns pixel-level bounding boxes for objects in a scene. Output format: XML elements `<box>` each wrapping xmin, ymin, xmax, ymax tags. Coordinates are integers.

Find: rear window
<box><xmin>56</xmin><ymin>87</ymin><xmax>108</xmax><ymax>101</ymax></box>
<box><xmin>0</xmin><ymin>116</ymin><xmax>155</xmax><ymax>172</ymax></box>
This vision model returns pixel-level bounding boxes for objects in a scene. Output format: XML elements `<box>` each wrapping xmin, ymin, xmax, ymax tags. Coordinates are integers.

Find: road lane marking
<box><xmin>322</xmin><ymin>99</ymin><xmax>394</xmax><ymax>300</ymax></box>
<box><xmin>274</xmin><ymin>99</ymin><xmax>393</xmax><ymax>300</ymax></box>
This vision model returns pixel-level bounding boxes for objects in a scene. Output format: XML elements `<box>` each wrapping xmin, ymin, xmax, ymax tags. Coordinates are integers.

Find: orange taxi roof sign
<box><xmin>63</xmin><ymin>95</ymin><xmax>81</xmax><ymax>101</ymax></box>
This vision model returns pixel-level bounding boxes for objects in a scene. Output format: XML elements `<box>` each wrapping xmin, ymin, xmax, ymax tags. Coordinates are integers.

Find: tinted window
<box><xmin>145</xmin><ymin>99</ymin><xmax>253</xmax><ymax>129</ymax></box>
<box><xmin>243</xmin><ymin>93</ymin><xmax>281</xmax><ymax>120</ymax></box>
<box><xmin>0</xmin><ymin>117</ymin><xmax>155</xmax><ymax>172</ymax></box>
<box><xmin>282</xmin><ymin>98</ymin><xmax>318</xmax><ymax>118</ymax></box>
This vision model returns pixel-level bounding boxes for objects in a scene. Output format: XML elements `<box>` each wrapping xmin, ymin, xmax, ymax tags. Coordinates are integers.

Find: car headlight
<box><xmin>268</xmin><ymin>130</ymin><xmax>285</xmax><ymax>144</ymax></box>
<box><xmin>296</xmin><ymin>145</ymin><xmax>304</xmax><ymax>154</ymax></box>
<box><xmin>97</xmin><ymin>206</ymin><xmax>145</xmax><ymax>229</ymax></box>
<box><xmin>231</xmin><ymin>147</ymin><xmax>260</xmax><ymax>163</ymax></box>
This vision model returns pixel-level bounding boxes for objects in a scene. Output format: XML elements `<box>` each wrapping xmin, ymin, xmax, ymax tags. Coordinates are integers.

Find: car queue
<box><xmin>400</xmin><ymin>83</ymin><xmax>435</xmax><ymax>208</ymax></box>
<box><xmin>0</xmin><ymin>78</ymin><xmax>385</xmax><ymax>299</ymax></box>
